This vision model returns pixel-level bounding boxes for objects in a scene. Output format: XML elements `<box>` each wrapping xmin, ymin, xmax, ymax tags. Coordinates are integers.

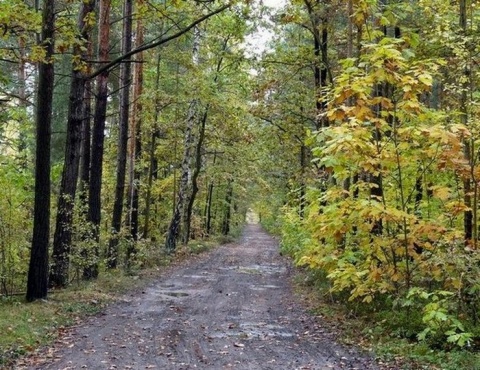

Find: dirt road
<box><xmin>23</xmin><ymin>224</ymin><xmax>379</xmax><ymax>369</ymax></box>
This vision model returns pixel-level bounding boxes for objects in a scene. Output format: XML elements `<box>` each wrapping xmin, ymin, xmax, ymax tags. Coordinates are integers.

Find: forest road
<box><xmin>21</xmin><ymin>224</ymin><xmax>381</xmax><ymax>370</ymax></box>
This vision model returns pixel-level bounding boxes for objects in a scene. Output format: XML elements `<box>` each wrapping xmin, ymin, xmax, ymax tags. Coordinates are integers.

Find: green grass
<box><xmin>0</xmin><ymin>271</ymin><xmax>152</xmax><ymax>365</ymax></box>
<box><xmin>0</xmin><ymin>291</ymin><xmax>105</xmax><ymax>366</ymax></box>
<box><xmin>0</xmin><ymin>268</ymin><xmax>154</xmax><ymax>366</ymax></box>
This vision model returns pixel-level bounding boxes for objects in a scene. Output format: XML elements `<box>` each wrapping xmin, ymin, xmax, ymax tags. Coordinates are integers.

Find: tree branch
<box><xmin>89</xmin><ymin>4</ymin><xmax>231</xmax><ymax>79</ymax></box>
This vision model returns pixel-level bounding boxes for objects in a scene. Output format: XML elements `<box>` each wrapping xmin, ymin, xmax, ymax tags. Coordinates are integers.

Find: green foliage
<box><xmin>0</xmin><ymin>158</ymin><xmax>33</xmax><ymax>295</ymax></box>
<box><xmin>279</xmin><ymin>208</ymin><xmax>311</xmax><ymax>259</ymax></box>
<box><xmin>403</xmin><ymin>288</ymin><xmax>473</xmax><ymax>348</ymax></box>
<box><xmin>4</xmin><ymin>0</ymin><xmax>480</xmax><ymax>366</ymax></box>
<box><xmin>0</xmin><ymin>0</ymin><xmax>41</xmax><ymax>60</ymax></box>
<box><xmin>269</xmin><ymin>0</ymin><xmax>480</xmax><ymax>353</ymax></box>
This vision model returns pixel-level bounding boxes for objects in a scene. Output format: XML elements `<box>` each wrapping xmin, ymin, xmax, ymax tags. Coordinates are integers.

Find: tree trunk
<box><xmin>459</xmin><ymin>0</ymin><xmax>473</xmax><ymax>245</ymax></box>
<box><xmin>17</xmin><ymin>37</ymin><xmax>28</xmax><ymax>168</ymax></box>
<box><xmin>299</xmin><ymin>143</ymin><xmax>306</xmax><ymax>218</ymax></box>
<box><xmin>50</xmin><ymin>0</ymin><xmax>96</xmax><ymax>288</ymax></box>
<box><xmin>183</xmin><ymin>37</ymin><xmax>229</xmax><ymax>242</ymax></box>
<box><xmin>26</xmin><ymin>0</ymin><xmax>55</xmax><ymax>302</ymax></box>
<box><xmin>205</xmin><ymin>182</ymin><xmax>214</xmax><ymax>235</ymax></box>
<box><xmin>222</xmin><ymin>180</ymin><xmax>233</xmax><ymax>236</ymax></box>
<box><xmin>80</xmin><ymin>54</ymin><xmax>93</xmax><ymax>279</ymax></box>
<box><xmin>144</xmin><ymin>53</ymin><xmax>162</xmax><ymax>239</ymax></box>
<box><xmin>79</xmin><ymin>84</ymin><xmax>91</xmax><ymax>198</ymax></box>
<box><xmin>107</xmin><ymin>0</ymin><xmax>133</xmax><ymax>268</ymax></box>
<box><xmin>165</xmin><ymin>26</ymin><xmax>201</xmax><ymax>253</ymax></box>
<box><xmin>84</xmin><ymin>0</ymin><xmax>111</xmax><ymax>279</ymax></box>
<box><xmin>79</xmin><ymin>34</ymin><xmax>94</xmax><ymax>200</ymax></box>
<box><xmin>304</xmin><ymin>0</ymin><xmax>329</xmax><ymax>130</ymax></box>
<box><xmin>165</xmin><ymin>99</ymin><xmax>196</xmax><ymax>252</ymax></box>
<box><xmin>126</xmin><ymin>4</ymin><xmax>144</xmax><ymax>266</ymax></box>
<box><xmin>78</xmin><ymin>38</ymin><xmax>93</xmax><ymax>214</ymax></box>
<box><xmin>205</xmin><ymin>152</ymin><xmax>217</xmax><ymax>236</ymax></box>
<box><xmin>368</xmin><ymin>0</ymin><xmax>400</xmax><ymax>238</ymax></box>
<box><xmin>184</xmin><ymin>108</ymin><xmax>208</xmax><ymax>243</ymax></box>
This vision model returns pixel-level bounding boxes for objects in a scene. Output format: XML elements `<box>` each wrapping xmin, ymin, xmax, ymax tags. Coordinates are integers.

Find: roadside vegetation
<box><xmin>291</xmin><ymin>267</ymin><xmax>480</xmax><ymax>370</ymax></box>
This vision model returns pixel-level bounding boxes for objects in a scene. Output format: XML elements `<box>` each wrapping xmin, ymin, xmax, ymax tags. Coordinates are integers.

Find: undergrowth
<box><xmin>293</xmin><ymin>268</ymin><xmax>480</xmax><ymax>370</ymax></box>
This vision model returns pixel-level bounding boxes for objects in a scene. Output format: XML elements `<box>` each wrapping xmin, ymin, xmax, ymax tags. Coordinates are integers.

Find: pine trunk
<box><xmin>86</xmin><ymin>0</ymin><xmax>111</xmax><ymax>277</ymax></box>
<box><xmin>126</xmin><ymin>5</ymin><xmax>144</xmax><ymax>266</ymax></box>
<box><xmin>50</xmin><ymin>0</ymin><xmax>96</xmax><ymax>287</ymax></box>
<box><xmin>107</xmin><ymin>0</ymin><xmax>133</xmax><ymax>268</ymax></box>
<box><xmin>205</xmin><ymin>152</ymin><xmax>217</xmax><ymax>236</ymax></box>
<box><xmin>143</xmin><ymin>54</ymin><xmax>162</xmax><ymax>239</ymax></box>
<box><xmin>459</xmin><ymin>0</ymin><xmax>473</xmax><ymax>245</ymax></box>
<box><xmin>26</xmin><ymin>0</ymin><xmax>55</xmax><ymax>302</ymax></box>
<box><xmin>222</xmin><ymin>181</ymin><xmax>233</xmax><ymax>236</ymax></box>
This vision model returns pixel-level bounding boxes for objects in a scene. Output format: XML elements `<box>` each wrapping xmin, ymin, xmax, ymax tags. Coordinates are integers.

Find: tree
<box><xmin>125</xmin><ymin>0</ymin><xmax>146</xmax><ymax>266</ymax></box>
<box><xmin>269</xmin><ymin>0</ymin><xmax>480</xmax><ymax>348</ymax></box>
<box><xmin>49</xmin><ymin>0</ymin><xmax>97</xmax><ymax>288</ymax></box>
<box><xmin>26</xmin><ymin>0</ymin><xmax>55</xmax><ymax>302</ymax></box>
<box><xmin>107</xmin><ymin>0</ymin><xmax>133</xmax><ymax>269</ymax></box>
<box><xmin>84</xmin><ymin>0</ymin><xmax>112</xmax><ymax>279</ymax></box>
<box><xmin>143</xmin><ymin>52</ymin><xmax>162</xmax><ymax>240</ymax></box>
<box><xmin>165</xmin><ymin>26</ymin><xmax>201</xmax><ymax>253</ymax></box>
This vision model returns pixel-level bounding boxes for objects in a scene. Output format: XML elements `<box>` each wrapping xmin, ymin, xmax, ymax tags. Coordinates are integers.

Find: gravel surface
<box><xmin>20</xmin><ymin>224</ymin><xmax>380</xmax><ymax>369</ymax></box>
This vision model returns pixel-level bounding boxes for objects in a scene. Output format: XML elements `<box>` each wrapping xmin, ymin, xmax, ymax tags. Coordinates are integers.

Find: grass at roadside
<box><xmin>0</xmin><ymin>237</ymin><xmax>223</xmax><ymax>368</ymax></box>
<box><xmin>0</xmin><ymin>269</ymin><xmax>148</xmax><ymax>367</ymax></box>
<box><xmin>292</xmin><ymin>269</ymin><xmax>480</xmax><ymax>370</ymax></box>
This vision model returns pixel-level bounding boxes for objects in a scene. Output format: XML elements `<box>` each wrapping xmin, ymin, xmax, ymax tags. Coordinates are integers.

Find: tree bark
<box><xmin>369</xmin><ymin>0</ymin><xmax>391</xmax><ymax>237</ymax></box>
<box><xmin>459</xmin><ymin>0</ymin><xmax>473</xmax><ymax>245</ymax></box>
<box><xmin>107</xmin><ymin>0</ymin><xmax>133</xmax><ymax>269</ymax></box>
<box><xmin>205</xmin><ymin>182</ymin><xmax>214</xmax><ymax>235</ymax></box>
<box><xmin>222</xmin><ymin>180</ymin><xmax>233</xmax><ymax>236</ymax></box>
<box><xmin>165</xmin><ymin>26</ymin><xmax>201</xmax><ymax>253</ymax></box>
<box><xmin>184</xmin><ymin>108</ymin><xmax>208</xmax><ymax>243</ymax></box>
<box><xmin>84</xmin><ymin>0</ymin><xmax>111</xmax><ymax>279</ymax></box>
<box><xmin>26</xmin><ymin>0</ymin><xmax>55</xmax><ymax>302</ymax></box>
<box><xmin>144</xmin><ymin>53</ymin><xmax>162</xmax><ymax>239</ymax></box>
<box><xmin>205</xmin><ymin>152</ymin><xmax>217</xmax><ymax>236</ymax></box>
<box><xmin>17</xmin><ymin>37</ymin><xmax>28</xmax><ymax>168</ymax></box>
<box><xmin>165</xmin><ymin>99</ymin><xmax>197</xmax><ymax>252</ymax></box>
<box><xmin>299</xmin><ymin>143</ymin><xmax>306</xmax><ymax>218</ymax></box>
<box><xmin>50</xmin><ymin>0</ymin><xmax>96</xmax><ymax>288</ymax></box>
<box><xmin>304</xmin><ymin>0</ymin><xmax>329</xmax><ymax>130</ymax></box>
<box><xmin>80</xmin><ymin>52</ymin><xmax>93</xmax><ymax>279</ymax></box>
<box><xmin>126</xmin><ymin>3</ymin><xmax>144</xmax><ymax>266</ymax></box>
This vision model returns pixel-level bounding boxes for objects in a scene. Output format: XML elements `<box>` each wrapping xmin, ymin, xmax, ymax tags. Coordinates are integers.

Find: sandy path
<box><xmin>21</xmin><ymin>224</ymin><xmax>379</xmax><ymax>370</ymax></box>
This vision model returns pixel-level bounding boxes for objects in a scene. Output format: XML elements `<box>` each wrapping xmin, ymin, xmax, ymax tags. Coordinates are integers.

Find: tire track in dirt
<box><xmin>21</xmin><ymin>224</ymin><xmax>379</xmax><ymax>369</ymax></box>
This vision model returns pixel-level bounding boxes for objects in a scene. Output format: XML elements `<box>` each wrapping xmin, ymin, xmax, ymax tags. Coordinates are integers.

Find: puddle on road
<box><xmin>209</xmin><ymin>321</ymin><xmax>294</xmax><ymax>340</ymax></box>
<box><xmin>219</xmin><ymin>264</ymin><xmax>286</xmax><ymax>275</ymax></box>
<box><xmin>238</xmin><ymin>264</ymin><xmax>286</xmax><ymax>275</ymax></box>
<box><xmin>182</xmin><ymin>272</ymin><xmax>217</xmax><ymax>281</ymax></box>
<box><xmin>249</xmin><ymin>285</ymin><xmax>280</xmax><ymax>291</ymax></box>
<box><xmin>148</xmin><ymin>285</ymin><xmax>192</xmax><ymax>300</ymax></box>
<box><xmin>163</xmin><ymin>292</ymin><xmax>189</xmax><ymax>297</ymax></box>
